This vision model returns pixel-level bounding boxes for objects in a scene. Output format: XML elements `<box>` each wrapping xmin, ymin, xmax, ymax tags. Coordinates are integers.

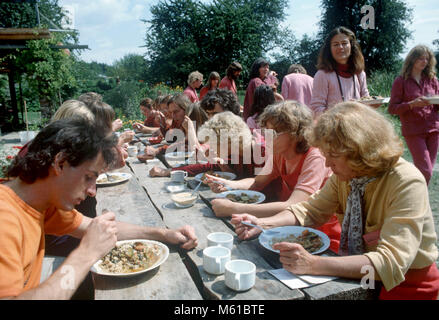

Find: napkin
<box><xmin>268</xmin><ymin>268</ymin><xmax>337</xmax><ymax>289</ymax></box>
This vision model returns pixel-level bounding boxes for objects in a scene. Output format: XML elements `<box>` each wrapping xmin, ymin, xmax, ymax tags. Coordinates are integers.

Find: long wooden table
<box><xmin>1</xmin><ymin>132</ymin><xmax>376</xmax><ymax>300</ymax></box>
<box><xmin>90</xmin><ymin>153</ymin><xmax>377</xmax><ymax>300</ymax></box>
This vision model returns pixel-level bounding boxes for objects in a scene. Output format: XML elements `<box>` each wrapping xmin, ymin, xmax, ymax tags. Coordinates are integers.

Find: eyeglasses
<box><xmin>262</xmin><ymin>129</ymin><xmax>289</xmax><ymax>138</ymax></box>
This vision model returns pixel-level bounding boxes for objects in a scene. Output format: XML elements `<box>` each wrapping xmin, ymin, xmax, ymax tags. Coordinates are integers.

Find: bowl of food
<box><xmin>216</xmin><ymin>190</ymin><xmax>265</xmax><ymax>204</ymax></box>
<box><xmin>91</xmin><ymin>239</ymin><xmax>169</xmax><ymax>276</ymax></box>
<box><xmin>171</xmin><ymin>192</ymin><xmax>198</xmax><ymax>208</ymax></box>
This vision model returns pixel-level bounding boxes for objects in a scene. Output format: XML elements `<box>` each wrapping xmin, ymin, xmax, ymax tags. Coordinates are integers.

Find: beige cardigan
<box><xmin>288</xmin><ymin>158</ymin><xmax>438</xmax><ymax>290</ymax></box>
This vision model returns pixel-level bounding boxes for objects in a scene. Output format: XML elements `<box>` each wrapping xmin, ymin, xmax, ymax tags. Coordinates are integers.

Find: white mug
<box><xmin>225</xmin><ymin>260</ymin><xmax>256</xmax><ymax>291</ymax></box>
<box><xmin>127</xmin><ymin>145</ymin><xmax>138</xmax><ymax>157</ymax></box>
<box><xmin>203</xmin><ymin>246</ymin><xmax>231</xmax><ymax>275</ymax></box>
<box><xmin>170</xmin><ymin>170</ymin><xmax>187</xmax><ymax>183</ymax></box>
<box><xmin>207</xmin><ymin>232</ymin><xmax>234</xmax><ymax>250</ymax></box>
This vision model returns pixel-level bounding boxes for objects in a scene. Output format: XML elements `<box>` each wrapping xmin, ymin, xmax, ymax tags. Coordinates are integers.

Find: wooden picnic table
<box><xmin>1</xmin><ymin>131</ymin><xmax>378</xmax><ymax>300</ymax></box>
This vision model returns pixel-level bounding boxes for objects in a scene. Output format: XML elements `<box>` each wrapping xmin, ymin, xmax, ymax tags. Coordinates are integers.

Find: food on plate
<box><xmin>225</xmin><ymin>192</ymin><xmax>260</xmax><ymax>204</ymax></box>
<box><xmin>147</xmin><ymin>136</ymin><xmax>162</xmax><ymax>144</ymax></box>
<box><xmin>99</xmin><ymin>241</ymin><xmax>161</xmax><ymax>273</ymax></box>
<box><xmin>171</xmin><ymin>192</ymin><xmax>197</xmax><ymax>206</ymax></box>
<box><xmin>270</xmin><ymin>229</ymin><xmax>324</xmax><ymax>253</ymax></box>
<box><xmin>96</xmin><ymin>174</ymin><xmax>124</xmax><ymax>183</ymax></box>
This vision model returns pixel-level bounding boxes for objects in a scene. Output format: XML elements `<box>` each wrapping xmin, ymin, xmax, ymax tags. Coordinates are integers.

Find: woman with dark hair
<box><xmin>243</xmin><ymin>58</ymin><xmax>279</xmax><ymax>120</ymax></box>
<box><xmin>388</xmin><ymin>45</ymin><xmax>439</xmax><ymax>185</ymax></box>
<box><xmin>132</xmin><ymin>98</ymin><xmax>165</xmax><ymax>135</ymax></box>
<box><xmin>200</xmin><ymin>72</ymin><xmax>220</xmax><ymax>100</ymax></box>
<box><xmin>310</xmin><ymin>26</ymin><xmax>370</xmax><ymax>118</ymax></box>
<box><xmin>219</xmin><ymin>61</ymin><xmax>243</xmax><ymax>96</ymax></box>
<box><xmin>247</xmin><ymin>84</ymin><xmax>276</xmax><ymax>131</ymax></box>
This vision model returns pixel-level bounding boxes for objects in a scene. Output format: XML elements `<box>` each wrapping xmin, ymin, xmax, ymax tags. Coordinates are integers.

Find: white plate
<box><xmin>425</xmin><ymin>96</ymin><xmax>439</xmax><ymax>104</ymax></box>
<box><xmin>96</xmin><ymin>172</ymin><xmax>131</xmax><ymax>186</ymax></box>
<box><xmin>164</xmin><ymin>151</ymin><xmax>195</xmax><ymax>160</ymax></box>
<box><xmin>194</xmin><ymin>171</ymin><xmax>237</xmax><ymax>183</ymax></box>
<box><xmin>359</xmin><ymin>97</ymin><xmax>388</xmax><ymax>105</ymax></box>
<box><xmin>91</xmin><ymin>239</ymin><xmax>169</xmax><ymax>277</ymax></box>
<box><xmin>259</xmin><ymin>226</ymin><xmax>330</xmax><ymax>255</ymax></box>
<box><xmin>217</xmin><ymin>190</ymin><xmax>265</xmax><ymax>204</ymax></box>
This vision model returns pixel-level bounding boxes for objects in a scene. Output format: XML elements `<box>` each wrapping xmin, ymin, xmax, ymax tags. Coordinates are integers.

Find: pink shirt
<box><xmin>219</xmin><ymin>77</ymin><xmax>237</xmax><ymax>95</ymax></box>
<box><xmin>183</xmin><ymin>86</ymin><xmax>199</xmax><ymax>103</ymax></box>
<box><xmin>281</xmin><ymin>73</ymin><xmax>314</xmax><ymax>107</ymax></box>
<box><xmin>246</xmin><ymin>115</ymin><xmax>265</xmax><ymax>145</ymax></box>
<box><xmin>310</xmin><ymin>70</ymin><xmax>369</xmax><ymax>117</ymax></box>
<box><xmin>243</xmin><ymin>75</ymin><xmax>278</xmax><ymax>120</ymax></box>
<box><xmin>389</xmin><ymin>76</ymin><xmax>439</xmax><ymax>137</ymax></box>
<box><xmin>259</xmin><ymin>147</ymin><xmax>332</xmax><ymax>196</ymax></box>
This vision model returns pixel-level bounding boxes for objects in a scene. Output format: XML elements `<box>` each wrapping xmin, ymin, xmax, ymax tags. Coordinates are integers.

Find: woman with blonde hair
<box><xmin>232</xmin><ymin>101</ymin><xmax>439</xmax><ymax>300</ymax></box>
<box><xmin>184</xmin><ymin>71</ymin><xmax>204</xmax><ymax>103</ymax></box>
<box><xmin>388</xmin><ymin>44</ymin><xmax>439</xmax><ymax>185</ymax></box>
<box><xmin>52</xmin><ymin>100</ymin><xmax>94</xmax><ymax>122</ymax></box>
<box><xmin>206</xmin><ymin>100</ymin><xmax>340</xmax><ymax>252</ymax></box>
<box><xmin>200</xmin><ymin>71</ymin><xmax>220</xmax><ymax>100</ymax></box>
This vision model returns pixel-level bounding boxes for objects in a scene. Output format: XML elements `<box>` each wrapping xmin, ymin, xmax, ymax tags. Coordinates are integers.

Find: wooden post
<box><xmin>23</xmin><ymin>100</ymin><xmax>29</xmax><ymax>132</ymax></box>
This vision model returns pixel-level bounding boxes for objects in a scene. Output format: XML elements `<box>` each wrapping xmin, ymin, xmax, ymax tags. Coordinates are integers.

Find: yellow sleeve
<box><xmin>287</xmin><ymin>174</ymin><xmax>341</xmax><ymax>227</ymax></box>
<box><xmin>364</xmin><ymin>173</ymin><xmax>432</xmax><ymax>291</ymax></box>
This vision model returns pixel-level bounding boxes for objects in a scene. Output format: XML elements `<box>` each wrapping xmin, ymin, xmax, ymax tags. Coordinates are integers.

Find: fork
<box><xmin>240</xmin><ymin>221</ymin><xmax>280</xmax><ymax>235</ymax></box>
<box><xmin>105</xmin><ymin>172</ymin><xmax>115</xmax><ymax>182</ymax></box>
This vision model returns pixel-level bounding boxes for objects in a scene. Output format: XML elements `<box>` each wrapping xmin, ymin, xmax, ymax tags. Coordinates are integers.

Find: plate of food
<box><xmin>195</xmin><ymin>171</ymin><xmax>237</xmax><ymax>184</ymax></box>
<box><xmin>216</xmin><ymin>190</ymin><xmax>265</xmax><ymax>204</ymax></box>
<box><xmin>259</xmin><ymin>226</ymin><xmax>330</xmax><ymax>255</ymax></box>
<box><xmin>425</xmin><ymin>95</ymin><xmax>439</xmax><ymax>104</ymax></box>
<box><xmin>147</xmin><ymin>136</ymin><xmax>163</xmax><ymax>145</ymax></box>
<box><xmin>96</xmin><ymin>172</ymin><xmax>131</xmax><ymax>186</ymax></box>
<box><xmin>165</xmin><ymin>151</ymin><xmax>195</xmax><ymax>161</ymax></box>
<box><xmin>91</xmin><ymin>239</ymin><xmax>169</xmax><ymax>277</ymax></box>
<box><xmin>358</xmin><ymin>96</ymin><xmax>389</xmax><ymax>106</ymax></box>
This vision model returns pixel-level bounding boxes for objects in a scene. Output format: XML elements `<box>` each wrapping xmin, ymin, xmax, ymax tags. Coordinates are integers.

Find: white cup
<box><xmin>207</xmin><ymin>232</ymin><xmax>234</xmax><ymax>250</ymax></box>
<box><xmin>170</xmin><ymin>170</ymin><xmax>187</xmax><ymax>183</ymax></box>
<box><xmin>203</xmin><ymin>246</ymin><xmax>231</xmax><ymax>275</ymax></box>
<box><xmin>127</xmin><ymin>145</ymin><xmax>138</xmax><ymax>157</ymax></box>
<box><xmin>225</xmin><ymin>260</ymin><xmax>256</xmax><ymax>291</ymax></box>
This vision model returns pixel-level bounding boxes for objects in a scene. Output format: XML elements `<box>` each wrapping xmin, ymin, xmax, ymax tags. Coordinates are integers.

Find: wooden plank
<box><xmin>128</xmin><ymin>159</ymin><xmax>305</xmax><ymax>300</ymax></box>
<box><xmin>93</xmin><ymin>165</ymin><xmax>202</xmax><ymax>300</ymax></box>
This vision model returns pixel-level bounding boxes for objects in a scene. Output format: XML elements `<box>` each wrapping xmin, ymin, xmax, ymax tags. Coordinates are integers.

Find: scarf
<box><xmin>336</xmin><ymin>63</ymin><xmax>352</xmax><ymax>78</ymax></box>
<box><xmin>339</xmin><ymin>176</ymin><xmax>376</xmax><ymax>256</ymax></box>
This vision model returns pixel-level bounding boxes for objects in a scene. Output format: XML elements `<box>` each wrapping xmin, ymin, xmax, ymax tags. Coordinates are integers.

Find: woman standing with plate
<box><xmin>388</xmin><ymin>44</ymin><xmax>439</xmax><ymax>185</ymax></box>
<box><xmin>310</xmin><ymin>26</ymin><xmax>369</xmax><ymax>118</ymax></box>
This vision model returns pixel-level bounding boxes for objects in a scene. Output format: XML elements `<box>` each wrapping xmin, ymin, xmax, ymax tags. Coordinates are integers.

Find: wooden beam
<box><xmin>0</xmin><ymin>28</ymin><xmax>51</xmax><ymax>40</ymax></box>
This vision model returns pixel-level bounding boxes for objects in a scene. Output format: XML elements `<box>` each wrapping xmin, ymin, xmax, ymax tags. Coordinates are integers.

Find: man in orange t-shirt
<box><xmin>0</xmin><ymin>118</ymin><xmax>198</xmax><ymax>300</ymax></box>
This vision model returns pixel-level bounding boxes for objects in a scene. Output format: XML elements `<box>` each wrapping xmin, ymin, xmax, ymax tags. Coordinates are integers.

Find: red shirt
<box><xmin>388</xmin><ymin>75</ymin><xmax>439</xmax><ymax>136</ymax></box>
<box><xmin>243</xmin><ymin>75</ymin><xmax>278</xmax><ymax>120</ymax></box>
<box><xmin>219</xmin><ymin>77</ymin><xmax>237</xmax><ymax>96</ymax></box>
<box><xmin>199</xmin><ymin>86</ymin><xmax>213</xmax><ymax>100</ymax></box>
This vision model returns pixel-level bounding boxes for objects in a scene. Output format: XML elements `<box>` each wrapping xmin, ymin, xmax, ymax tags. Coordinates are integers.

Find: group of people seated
<box><xmin>0</xmin><ymin>25</ymin><xmax>438</xmax><ymax>300</ymax></box>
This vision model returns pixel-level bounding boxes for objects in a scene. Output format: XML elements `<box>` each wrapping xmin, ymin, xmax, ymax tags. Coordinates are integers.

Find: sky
<box><xmin>57</xmin><ymin>0</ymin><xmax>439</xmax><ymax>66</ymax></box>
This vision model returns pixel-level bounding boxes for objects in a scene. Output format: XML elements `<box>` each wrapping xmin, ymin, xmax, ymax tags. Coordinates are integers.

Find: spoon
<box><xmin>191</xmin><ymin>180</ymin><xmax>203</xmax><ymax>196</ymax></box>
<box><xmin>240</xmin><ymin>221</ymin><xmax>280</xmax><ymax>235</ymax></box>
<box><xmin>105</xmin><ymin>172</ymin><xmax>115</xmax><ymax>182</ymax></box>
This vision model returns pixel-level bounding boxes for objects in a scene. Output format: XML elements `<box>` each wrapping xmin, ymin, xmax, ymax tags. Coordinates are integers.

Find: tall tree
<box><xmin>318</xmin><ymin>0</ymin><xmax>413</xmax><ymax>73</ymax></box>
<box><xmin>143</xmin><ymin>0</ymin><xmax>290</xmax><ymax>87</ymax></box>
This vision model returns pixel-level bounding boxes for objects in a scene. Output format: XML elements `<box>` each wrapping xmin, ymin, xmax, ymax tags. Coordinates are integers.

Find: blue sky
<box><xmin>58</xmin><ymin>0</ymin><xmax>439</xmax><ymax>65</ymax></box>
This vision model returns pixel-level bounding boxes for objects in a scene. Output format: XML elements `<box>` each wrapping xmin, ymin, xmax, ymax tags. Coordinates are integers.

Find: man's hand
<box><xmin>149</xmin><ymin>166</ymin><xmax>171</xmax><ymax>177</ymax></box>
<box><xmin>112</xmin><ymin>119</ymin><xmax>123</xmax><ymax>132</ymax></box>
<box><xmin>163</xmin><ymin>225</ymin><xmax>198</xmax><ymax>250</ymax></box>
<box><xmin>78</xmin><ymin>211</ymin><xmax>118</xmax><ymax>261</ymax></box>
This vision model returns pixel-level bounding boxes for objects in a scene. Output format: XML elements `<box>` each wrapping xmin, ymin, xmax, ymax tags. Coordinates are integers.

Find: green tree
<box><xmin>318</xmin><ymin>0</ymin><xmax>413</xmax><ymax>73</ymax></box>
<box><xmin>109</xmin><ymin>54</ymin><xmax>147</xmax><ymax>82</ymax></box>
<box><xmin>143</xmin><ymin>0</ymin><xmax>290</xmax><ymax>87</ymax></box>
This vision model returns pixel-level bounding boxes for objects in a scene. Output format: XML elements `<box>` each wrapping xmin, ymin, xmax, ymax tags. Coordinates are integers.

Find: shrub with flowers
<box><xmin>0</xmin><ymin>144</ymin><xmax>21</xmax><ymax>179</ymax></box>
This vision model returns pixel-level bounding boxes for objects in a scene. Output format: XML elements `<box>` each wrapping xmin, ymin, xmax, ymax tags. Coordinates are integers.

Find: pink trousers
<box><xmin>404</xmin><ymin>131</ymin><xmax>439</xmax><ymax>185</ymax></box>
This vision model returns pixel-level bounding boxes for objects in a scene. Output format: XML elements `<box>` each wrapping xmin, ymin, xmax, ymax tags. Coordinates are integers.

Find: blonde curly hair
<box><xmin>307</xmin><ymin>101</ymin><xmax>404</xmax><ymax>177</ymax></box>
<box><xmin>258</xmin><ymin>100</ymin><xmax>313</xmax><ymax>154</ymax></box>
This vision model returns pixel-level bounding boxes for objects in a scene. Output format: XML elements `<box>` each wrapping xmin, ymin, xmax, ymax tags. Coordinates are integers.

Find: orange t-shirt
<box><xmin>0</xmin><ymin>184</ymin><xmax>83</xmax><ymax>298</ymax></box>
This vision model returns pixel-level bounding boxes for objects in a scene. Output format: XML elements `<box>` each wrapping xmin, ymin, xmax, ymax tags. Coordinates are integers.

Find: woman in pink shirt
<box><xmin>388</xmin><ymin>45</ymin><xmax>439</xmax><ymax>185</ymax></box>
<box><xmin>184</xmin><ymin>71</ymin><xmax>203</xmax><ymax>103</ymax></box>
<box><xmin>219</xmin><ymin>61</ymin><xmax>243</xmax><ymax>96</ymax></box>
<box><xmin>206</xmin><ymin>101</ymin><xmax>341</xmax><ymax>252</ymax></box>
<box><xmin>199</xmin><ymin>71</ymin><xmax>220</xmax><ymax>100</ymax></box>
<box><xmin>243</xmin><ymin>58</ymin><xmax>279</xmax><ymax>120</ymax></box>
<box><xmin>310</xmin><ymin>26</ymin><xmax>369</xmax><ymax>118</ymax></box>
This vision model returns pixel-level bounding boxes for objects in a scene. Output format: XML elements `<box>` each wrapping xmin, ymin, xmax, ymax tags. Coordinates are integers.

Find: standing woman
<box><xmin>200</xmin><ymin>72</ymin><xmax>220</xmax><ymax>100</ymax></box>
<box><xmin>184</xmin><ymin>71</ymin><xmax>204</xmax><ymax>103</ymax></box>
<box><xmin>388</xmin><ymin>45</ymin><xmax>439</xmax><ymax>185</ymax></box>
<box><xmin>310</xmin><ymin>26</ymin><xmax>369</xmax><ymax>118</ymax></box>
<box><xmin>243</xmin><ymin>58</ymin><xmax>278</xmax><ymax>121</ymax></box>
